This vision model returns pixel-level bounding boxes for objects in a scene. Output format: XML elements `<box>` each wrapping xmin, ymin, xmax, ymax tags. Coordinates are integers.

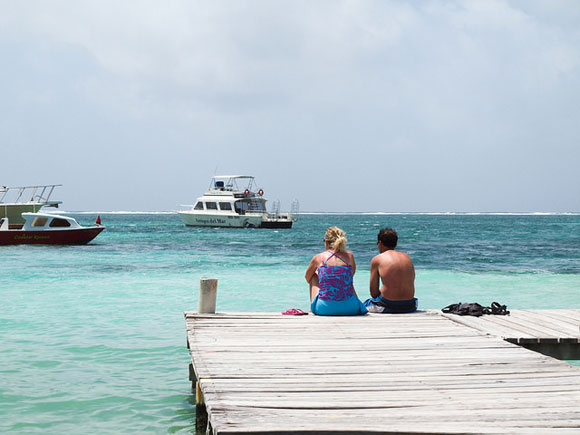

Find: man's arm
<box><xmin>369</xmin><ymin>256</ymin><xmax>381</xmax><ymax>298</ymax></box>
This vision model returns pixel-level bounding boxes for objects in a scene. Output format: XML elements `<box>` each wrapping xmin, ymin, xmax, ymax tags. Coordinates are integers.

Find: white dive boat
<box><xmin>0</xmin><ymin>212</ymin><xmax>104</xmax><ymax>245</ymax></box>
<box><xmin>1</xmin><ymin>184</ymin><xmax>62</xmax><ymax>228</ymax></box>
<box><xmin>178</xmin><ymin>175</ymin><xmax>298</xmax><ymax>228</ymax></box>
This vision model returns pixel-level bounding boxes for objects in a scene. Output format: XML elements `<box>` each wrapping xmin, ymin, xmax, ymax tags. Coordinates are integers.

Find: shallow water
<box><xmin>1</xmin><ymin>213</ymin><xmax>579</xmax><ymax>433</ymax></box>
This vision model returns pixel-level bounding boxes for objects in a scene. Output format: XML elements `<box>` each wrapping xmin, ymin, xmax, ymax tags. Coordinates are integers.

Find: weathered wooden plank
<box><xmin>199</xmin><ymin>375</ymin><xmax>580</xmax><ymax>393</ymax></box>
<box><xmin>498</xmin><ymin>312</ymin><xmax>576</xmax><ymax>339</ymax></box>
<box><xmin>440</xmin><ymin>313</ymin><xmax>541</xmax><ymax>340</ymax></box>
<box><xmin>441</xmin><ymin>309</ymin><xmax>580</xmax><ymax>343</ymax></box>
<box><xmin>207</xmin><ymin>405</ymin><xmax>580</xmax><ymax>434</ymax></box>
<box><xmin>538</xmin><ymin>309</ymin><xmax>580</xmax><ymax>324</ymax></box>
<box><xmin>517</xmin><ymin>310</ymin><xmax>580</xmax><ymax>334</ymax></box>
<box><xmin>202</xmin><ymin>370</ymin><xmax>580</xmax><ymax>385</ymax></box>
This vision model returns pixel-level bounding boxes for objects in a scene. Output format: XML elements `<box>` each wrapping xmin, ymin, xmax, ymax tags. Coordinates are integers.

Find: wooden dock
<box><xmin>185</xmin><ymin>310</ymin><xmax>580</xmax><ymax>434</ymax></box>
<box><xmin>441</xmin><ymin>309</ymin><xmax>580</xmax><ymax>360</ymax></box>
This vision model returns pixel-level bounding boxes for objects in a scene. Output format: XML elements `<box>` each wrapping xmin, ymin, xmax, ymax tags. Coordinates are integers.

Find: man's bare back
<box><xmin>369</xmin><ymin>228</ymin><xmax>415</xmax><ymax>301</ymax></box>
<box><xmin>370</xmin><ymin>250</ymin><xmax>415</xmax><ymax>300</ymax></box>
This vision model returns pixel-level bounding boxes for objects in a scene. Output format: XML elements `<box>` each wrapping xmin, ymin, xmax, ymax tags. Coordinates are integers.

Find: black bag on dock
<box><xmin>441</xmin><ymin>301</ymin><xmax>510</xmax><ymax>317</ymax></box>
<box><xmin>442</xmin><ymin>302</ymin><xmax>485</xmax><ymax>317</ymax></box>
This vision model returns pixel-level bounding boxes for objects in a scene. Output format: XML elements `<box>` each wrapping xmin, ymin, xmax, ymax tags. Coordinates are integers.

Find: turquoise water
<box><xmin>1</xmin><ymin>213</ymin><xmax>579</xmax><ymax>433</ymax></box>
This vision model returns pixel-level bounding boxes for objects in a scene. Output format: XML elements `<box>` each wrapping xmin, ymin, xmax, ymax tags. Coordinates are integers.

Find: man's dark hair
<box><xmin>378</xmin><ymin>228</ymin><xmax>398</xmax><ymax>249</ymax></box>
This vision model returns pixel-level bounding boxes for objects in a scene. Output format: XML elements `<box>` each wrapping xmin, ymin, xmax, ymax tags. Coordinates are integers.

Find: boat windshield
<box><xmin>49</xmin><ymin>218</ymin><xmax>71</xmax><ymax>228</ymax></box>
<box><xmin>31</xmin><ymin>217</ymin><xmax>49</xmax><ymax>227</ymax></box>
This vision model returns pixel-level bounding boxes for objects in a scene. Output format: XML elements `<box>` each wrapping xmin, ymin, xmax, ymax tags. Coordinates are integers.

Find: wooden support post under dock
<box><xmin>185</xmin><ymin>310</ymin><xmax>580</xmax><ymax>434</ymax></box>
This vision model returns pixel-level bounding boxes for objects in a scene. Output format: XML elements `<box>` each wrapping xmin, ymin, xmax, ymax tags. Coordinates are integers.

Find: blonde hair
<box><xmin>324</xmin><ymin>226</ymin><xmax>348</xmax><ymax>252</ymax></box>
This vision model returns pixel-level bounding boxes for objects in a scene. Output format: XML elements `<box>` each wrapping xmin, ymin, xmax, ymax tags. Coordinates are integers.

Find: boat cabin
<box><xmin>190</xmin><ymin>175</ymin><xmax>268</xmax><ymax>215</ymax></box>
<box><xmin>20</xmin><ymin>213</ymin><xmax>83</xmax><ymax>230</ymax></box>
<box><xmin>192</xmin><ymin>198</ymin><xmax>266</xmax><ymax>215</ymax></box>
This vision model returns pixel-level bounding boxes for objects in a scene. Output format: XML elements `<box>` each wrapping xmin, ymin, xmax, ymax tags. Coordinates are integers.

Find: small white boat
<box><xmin>178</xmin><ymin>175</ymin><xmax>298</xmax><ymax>228</ymax></box>
<box><xmin>0</xmin><ymin>212</ymin><xmax>104</xmax><ymax>245</ymax></box>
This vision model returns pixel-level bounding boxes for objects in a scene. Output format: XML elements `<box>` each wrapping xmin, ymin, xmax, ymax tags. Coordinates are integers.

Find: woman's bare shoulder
<box><xmin>311</xmin><ymin>251</ymin><xmax>327</xmax><ymax>263</ymax></box>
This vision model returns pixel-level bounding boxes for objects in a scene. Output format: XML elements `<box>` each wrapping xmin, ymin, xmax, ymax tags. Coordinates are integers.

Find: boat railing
<box><xmin>291</xmin><ymin>199</ymin><xmax>300</xmax><ymax>222</ymax></box>
<box><xmin>264</xmin><ymin>199</ymin><xmax>299</xmax><ymax>222</ymax></box>
<box><xmin>269</xmin><ymin>200</ymin><xmax>281</xmax><ymax>219</ymax></box>
<box><xmin>0</xmin><ymin>184</ymin><xmax>62</xmax><ymax>206</ymax></box>
<box><xmin>210</xmin><ymin>176</ymin><xmax>256</xmax><ymax>194</ymax></box>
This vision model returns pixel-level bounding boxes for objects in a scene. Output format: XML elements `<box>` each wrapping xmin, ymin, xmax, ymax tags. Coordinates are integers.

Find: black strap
<box><xmin>490</xmin><ymin>301</ymin><xmax>510</xmax><ymax>315</ymax></box>
<box><xmin>442</xmin><ymin>303</ymin><xmax>460</xmax><ymax>314</ymax></box>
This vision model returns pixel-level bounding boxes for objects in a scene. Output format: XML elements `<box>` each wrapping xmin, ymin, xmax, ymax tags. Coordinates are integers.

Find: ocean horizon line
<box><xmin>58</xmin><ymin>210</ymin><xmax>580</xmax><ymax>216</ymax></box>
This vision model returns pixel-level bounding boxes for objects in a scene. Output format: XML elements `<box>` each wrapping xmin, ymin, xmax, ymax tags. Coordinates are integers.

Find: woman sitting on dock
<box><xmin>305</xmin><ymin>226</ymin><xmax>367</xmax><ymax>316</ymax></box>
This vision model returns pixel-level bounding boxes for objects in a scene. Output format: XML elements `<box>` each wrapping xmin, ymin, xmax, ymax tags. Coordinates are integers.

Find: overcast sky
<box><xmin>2</xmin><ymin>1</ymin><xmax>579</xmax><ymax>212</ymax></box>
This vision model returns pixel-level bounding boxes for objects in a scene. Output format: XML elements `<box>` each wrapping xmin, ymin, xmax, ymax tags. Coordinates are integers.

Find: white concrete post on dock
<box><xmin>198</xmin><ymin>278</ymin><xmax>218</xmax><ymax>314</ymax></box>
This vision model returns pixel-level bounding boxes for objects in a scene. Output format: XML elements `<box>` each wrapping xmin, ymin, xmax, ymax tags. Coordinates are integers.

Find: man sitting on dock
<box><xmin>364</xmin><ymin>228</ymin><xmax>418</xmax><ymax>313</ymax></box>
